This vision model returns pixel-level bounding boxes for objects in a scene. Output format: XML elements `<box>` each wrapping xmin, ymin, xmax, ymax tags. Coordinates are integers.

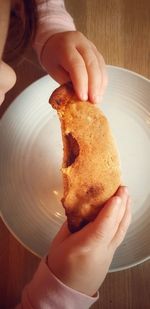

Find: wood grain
<box><xmin>0</xmin><ymin>0</ymin><xmax>150</xmax><ymax>308</ymax></box>
<box><xmin>66</xmin><ymin>0</ymin><xmax>150</xmax><ymax>79</ymax></box>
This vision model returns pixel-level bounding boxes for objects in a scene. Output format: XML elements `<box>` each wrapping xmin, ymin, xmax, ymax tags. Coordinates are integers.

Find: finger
<box><xmin>60</xmin><ymin>47</ymin><xmax>88</xmax><ymax>101</ymax></box>
<box><xmin>50</xmin><ymin>221</ymin><xmax>71</xmax><ymax>249</ymax></box>
<box><xmin>48</xmin><ymin>64</ymin><xmax>70</xmax><ymax>85</ymax></box>
<box><xmin>77</xmin><ymin>45</ymin><xmax>101</xmax><ymax>103</ymax></box>
<box><xmin>113</xmin><ymin>186</ymin><xmax>129</xmax><ymax>232</ymax></box>
<box><xmin>90</xmin><ymin>42</ymin><xmax>108</xmax><ymax>100</ymax></box>
<box><xmin>93</xmin><ymin>48</ymin><xmax>108</xmax><ymax>98</ymax></box>
<box><xmin>110</xmin><ymin>196</ymin><xmax>132</xmax><ymax>250</ymax></box>
<box><xmin>87</xmin><ymin>196</ymin><xmax>122</xmax><ymax>245</ymax></box>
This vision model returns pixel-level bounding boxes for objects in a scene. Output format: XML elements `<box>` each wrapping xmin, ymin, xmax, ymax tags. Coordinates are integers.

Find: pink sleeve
<box><xmin>16</xmin><ymin>257</ymin><xmax>98</xmax><ymax>309</ymax></box>
<box><xmin>34</xmin><ymin>0</ymin><xmax>76</xmax><ymax>60</ymax></box>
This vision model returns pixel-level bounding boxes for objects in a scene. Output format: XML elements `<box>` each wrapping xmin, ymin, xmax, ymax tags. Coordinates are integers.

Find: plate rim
<box><xmin>107</xmin><ymin>64</ymin><xmax>150</xmax><ymax>83</ymax></box>
<box><xmin>1</xmin><ymin>212</ymin><xmax>149</xmax><ymax>272</ymax></box>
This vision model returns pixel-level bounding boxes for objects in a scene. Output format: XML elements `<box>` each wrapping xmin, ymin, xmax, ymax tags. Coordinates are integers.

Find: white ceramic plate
<box><xmin>0</xmin><ymin>66</ymin><xmax>150</xmax><ymax>271</ymax></box>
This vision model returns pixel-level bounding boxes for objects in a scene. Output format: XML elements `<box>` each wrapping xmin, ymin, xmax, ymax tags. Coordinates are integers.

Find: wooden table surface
<box><xmin>0</xmin><ymin>0</ymin><xmax>150</xmax><ymax>308</ymax></box>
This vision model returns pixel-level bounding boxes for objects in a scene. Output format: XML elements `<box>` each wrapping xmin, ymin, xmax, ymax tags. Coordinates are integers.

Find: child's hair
<box><xmin>4</xmin><ymin>0</ymin><xmax>37</xmax><ymax>63</ymax></box>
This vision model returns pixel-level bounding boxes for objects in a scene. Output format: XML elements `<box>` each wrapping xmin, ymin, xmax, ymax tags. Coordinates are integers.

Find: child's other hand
<box><xmin>41</xmin><ymin>31</ymin><xmax>108</xmax><ymax>103</ymax></box>
<box><xmin>47</xmin><ymin>186</ymin><xmax>131</xmax><ymax>297</ymax></box>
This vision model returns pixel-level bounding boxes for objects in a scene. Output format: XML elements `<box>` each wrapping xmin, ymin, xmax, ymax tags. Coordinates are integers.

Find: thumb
<box><xmin>88</xmin><ymin>196</ymin><xmax>123</xmax><ymax>245</ymax></box>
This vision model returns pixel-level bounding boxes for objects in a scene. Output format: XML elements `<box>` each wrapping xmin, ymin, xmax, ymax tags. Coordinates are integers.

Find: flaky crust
<box><xmin>49</xmin><ymin>82</ymin><xmax>121</xmax><ymax>232</ymax></box>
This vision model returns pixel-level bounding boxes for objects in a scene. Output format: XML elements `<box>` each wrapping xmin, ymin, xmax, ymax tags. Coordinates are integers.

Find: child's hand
<box><xmin>47</xmin><ymin>186</ymin><xmax>131</xmax><ymax>296</ymax></box>
<box><xmin>41</xmin><ymin>31</ymin><xmax>108</xmax><ymax>103</ymax></box>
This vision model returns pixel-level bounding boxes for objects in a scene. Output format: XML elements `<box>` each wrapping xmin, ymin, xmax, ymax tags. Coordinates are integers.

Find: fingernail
<box><xmin>93</xmin><ymin>95</ymin><xmax>100</xmax><ymax>103</ymax></box>
<box><xmin>124</xmin><ymin>186</ymin><xmax>128</xmax><ymax>194</ymax></box>
<box><xmin>92</xmin><ymin>95</ymin><xmax>102</xmax><ymax>104</ymax></box>
<box><xmin>114</xmin><ymin>196</ymin><xmax>122</xmax><ymax>206</ymax></box>
<box><xmin>81</xmin><ymin>93</ymin><xmax>88</xmax><ymax>101</ymax></box>
<box><xmin>120</xmin><ymin>186</ymin><xmax>128</xmax><ymax>195</ymax></box>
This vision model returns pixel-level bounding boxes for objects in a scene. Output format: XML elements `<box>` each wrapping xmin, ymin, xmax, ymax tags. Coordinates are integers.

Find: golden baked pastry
<box><xmin>49</xmin><ymin>82</ymin><xmax>121</xmax><ymax>232</ymax></box>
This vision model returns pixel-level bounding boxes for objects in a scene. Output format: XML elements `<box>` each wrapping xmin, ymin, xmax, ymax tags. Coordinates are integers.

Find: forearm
<box><xmin>16</xmin><ymin>257</ymin><xmax>98</xmax><ymax>309</ymax></box>
<box><xmin>34</xmin><ymin>0</ymin><xmax>76</xmax><ymax>61</ymax></box>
